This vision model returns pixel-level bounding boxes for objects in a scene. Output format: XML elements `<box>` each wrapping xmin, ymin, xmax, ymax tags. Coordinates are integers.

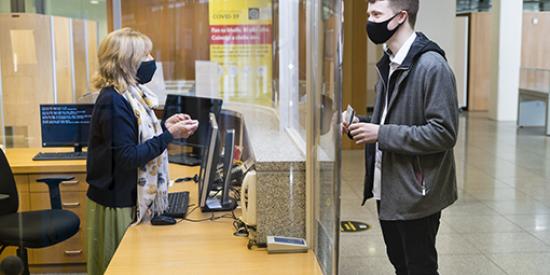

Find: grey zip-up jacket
<box><xmin>362</xmin><ymin>33</ymin><xmax>459</xmax><ymax>221</ymax></box>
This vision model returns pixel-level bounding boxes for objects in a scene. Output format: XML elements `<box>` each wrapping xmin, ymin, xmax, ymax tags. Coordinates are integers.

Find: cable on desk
<box><xmin>176</xmin><ymin>205</ymin><xmax>200</xmax><ymax>223</ymax></box>
<box><xmin>174</xmin><ymin>174</ymin><xmax>199</xmax><ymax>183</ymax></box>
<box><xmin>233</xmin><ymin>219</ymin><xmax>249</xmax><ymax>237</ymax></box>
<box><xmin>183</xmin><ymin>210</ymin><xmax>228</xmax><ymax>223</ymax></box>
<box><xmin>176</xmin><ymin>206</ymin><xmax>249</xmax><ymax>239</ymax></box>
<box><xmin>247</xmin><ymin>239</ymin><xmax>267</xmax><ymax>251</ymax></box>
<box><xmin>182</xmin><ymin>209</ymin><xmax>239</xmax><ymax>223</ymax></box>
<box><xmin>183</xmin><ymin>214</ymin><xmax>216</xmax><ymax>223</ymax></box>
<box><xmin>231</xmin><ymin>188</ymin><xmax>241</xmax><ymax>202</ymax></box>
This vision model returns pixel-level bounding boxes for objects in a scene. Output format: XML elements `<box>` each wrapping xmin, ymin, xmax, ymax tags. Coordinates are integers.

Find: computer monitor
<box><xmin>197</xmin><ymin>117</ymin><xmax>212</xmax><ymax>205</ymax></box>
<box><xmin>39</xmin><ymin>104</ymin><xmax>94</xmax><ymax>152</ymax></box>
<box><xmin>221</xmin><ymin>129</ymin><xmax>237</xmax><ymax>209</ymax></box>
<box><xmin>198</xmin><ymin>113</ymin><xmax>236</xmax><ymax>212</ymax></box>
<box><xmin>199</xmin><ymin>113</ymin><xmax>221</xmax><ymax>210</ymax></box>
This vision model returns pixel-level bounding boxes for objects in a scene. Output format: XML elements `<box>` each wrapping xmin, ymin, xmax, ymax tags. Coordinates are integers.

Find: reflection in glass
<box><xmin>0</xmin><ymin>1</ymin><xmax>107</xmax><ymax>148</ymax></box>
<box><xmin>310</xmin><ymin>0</ymin><xmax>342</xmax><ymax>274</ymax></box>
<box><xmin>456</xmin><ymin>0</ymin><xmax>492</xmax><ymax>13</ymax></box>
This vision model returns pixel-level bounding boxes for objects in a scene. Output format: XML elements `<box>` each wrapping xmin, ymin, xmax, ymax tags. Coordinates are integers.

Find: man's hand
<box><xmin>348</xmin><ymin>123</ymin><xmax>380</xmax><ymax>144</ymax></box>
<box><xmin>165</xmin><ymin>113</ymin><xmax>190</xmax><ymax>129</ymax></box>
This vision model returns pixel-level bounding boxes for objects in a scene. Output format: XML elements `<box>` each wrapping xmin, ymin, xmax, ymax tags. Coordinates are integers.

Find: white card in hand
<box><xmin>345</xmin><ymin>105</ymin><xmax>355</xmax><ymax>125</ymax></box>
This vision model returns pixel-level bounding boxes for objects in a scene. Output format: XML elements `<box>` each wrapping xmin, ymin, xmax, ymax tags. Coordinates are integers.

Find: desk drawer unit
<box><xmin>26</xmin><ymin>173</ymin><xmax>88</xmax><ymax>264</ymax></box>
<box><xmin>29</xmin><ymin>191</ymin><xmax>88</xmax><ymax>225</ymax></box>
<box><xmin>29</xmin><ymin>230</ymin><xmax>86</xmax><ymax>264</ymax></box>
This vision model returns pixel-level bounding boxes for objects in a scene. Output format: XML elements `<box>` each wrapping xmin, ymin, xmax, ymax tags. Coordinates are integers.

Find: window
<box><xmin>524</xmin><ymin>0</ymin><xmax>550</xmax><ymax>11</ymax></box>
<box><xmin>456</xmin><ymin>0</ymin><xmax>492</xmax><ymax>13</ymax></box>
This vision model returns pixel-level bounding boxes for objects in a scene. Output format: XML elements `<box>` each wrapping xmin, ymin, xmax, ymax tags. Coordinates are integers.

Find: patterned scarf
<box><xmin>122</xmin><ymin>84</ymin><xmax>169</xmax><ymax>224</ymax></box>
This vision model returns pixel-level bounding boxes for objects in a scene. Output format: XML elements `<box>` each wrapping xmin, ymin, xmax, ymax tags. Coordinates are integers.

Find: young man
<box><xmin>343</xmin><ymin>0</ymin><xmax>459</xmax><ymax>274</ymax></box>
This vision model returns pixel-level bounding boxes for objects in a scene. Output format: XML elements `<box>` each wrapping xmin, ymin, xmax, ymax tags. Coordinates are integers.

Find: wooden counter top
<box><xmin>5</xmin><ymin>148</ymin><xmax>86</xmax><ymax>174</ymax></box>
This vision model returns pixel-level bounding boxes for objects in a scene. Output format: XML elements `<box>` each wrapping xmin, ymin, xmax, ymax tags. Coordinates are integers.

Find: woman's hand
<box><xmin>165</xmin><ymin>113</ymin><xmax>191</xmax><ymax>129</ymax></box>
<box><xmin>168</xmin><ymin>119</ymin><xmax>199</xmax><ymax>139</ymax></box>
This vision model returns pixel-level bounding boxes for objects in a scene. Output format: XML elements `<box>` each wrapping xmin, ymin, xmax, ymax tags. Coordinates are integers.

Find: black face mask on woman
<box><xmin>136</xmin><ymin>60</ymin><xmax>157</xmax><ymax>84</ymax></box>
<box><xmin>366</xmin><ymin>12</ymin><xmax>403</xmax><ymax>45</ymax></box>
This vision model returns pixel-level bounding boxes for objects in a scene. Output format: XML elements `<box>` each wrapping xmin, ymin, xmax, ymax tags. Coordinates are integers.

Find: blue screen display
<box><xmin>40</xmin><ymin>104</ymin><xmax>94</xmax><ymax>147</ymax></box>
<box><xmin>274</xmin><ymin>237</ymin><xmax>305</xmax><ymax>245</ymax></box>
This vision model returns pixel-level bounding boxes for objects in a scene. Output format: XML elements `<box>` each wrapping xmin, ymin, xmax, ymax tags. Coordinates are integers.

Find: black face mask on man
<box><xmin>136</xmin><ymin>60</ymin><xmax>157</xmax><ymax>84</ymax></box>
<box><xmin>366</xmin><ymin>12</ymin><xmax>403</xmax><ymax>45</ymax></box>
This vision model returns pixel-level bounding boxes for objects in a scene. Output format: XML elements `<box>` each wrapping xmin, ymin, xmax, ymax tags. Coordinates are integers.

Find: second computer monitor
<box><xmin>221</xmin><ymin>129</ymin><xmax>236</xmax><ymax>208</ymax></box>
<box><xmin>199</xmin><ymin>113</ymin><xmax>221</xmax><ymax>209</ymax></box>
<box><xmin>198</xmin><ymin>113</ymin><xmax>237</xmax><ymax>212</ymax></box>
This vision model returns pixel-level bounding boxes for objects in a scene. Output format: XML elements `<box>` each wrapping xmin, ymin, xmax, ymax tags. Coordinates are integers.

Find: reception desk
<box><xmin>2</xmin><ymin>103</ymin><xmax>315</xmax><ymax>273</ymax></box>
<box><xmin>105</xmin><ymin>165</ymin><xmax>321</xmax><ymax>275</ymax></box>
<box><xmin>3</xmin><ymin>148</ymin><xmax>320</xmax><ymax>274</ymax></box>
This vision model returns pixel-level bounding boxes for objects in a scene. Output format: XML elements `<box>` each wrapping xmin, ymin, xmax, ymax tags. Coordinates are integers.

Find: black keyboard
<box><xmin>33</xmin><ymin>152</ymin><xmax>87</xmax><ymax>161</ymax></box>
<box><xmin>165</xmin><ymin>191</ymin><xmax>190</xmax><ymax>219</ymax></box>
<box><xmin>168</xmin><ymin>154</ymin><xmax>202</xmax><ymax>166</ymax></box>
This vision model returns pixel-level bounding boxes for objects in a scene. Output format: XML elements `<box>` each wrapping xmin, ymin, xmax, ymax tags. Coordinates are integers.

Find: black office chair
<box><xmin>0</xmin><ymin>150</ymin><xmax>80</xmax><ymax>275</ymax></box>
<box><xmin>0</xmin><ymin>255</ymin><xmax>24</xmax><ymax>275</ymax></box>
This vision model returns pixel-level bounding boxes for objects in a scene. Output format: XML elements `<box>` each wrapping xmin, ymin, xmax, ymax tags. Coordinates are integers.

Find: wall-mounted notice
<box><xmin>195</xmin><ymin>60</ymin><xmax>220</xmax><ymax>98</ymax></box>
<box><xmin>209</xmin><ymin>0</ymin><xmax>273</xmax><ymax>106</ymax></box>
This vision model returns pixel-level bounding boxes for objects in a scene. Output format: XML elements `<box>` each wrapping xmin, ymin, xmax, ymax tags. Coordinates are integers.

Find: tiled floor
<box><xmin>339</xmin><ymin>112</ymin><xmax>550</xmax><ymax>275</ymax></box>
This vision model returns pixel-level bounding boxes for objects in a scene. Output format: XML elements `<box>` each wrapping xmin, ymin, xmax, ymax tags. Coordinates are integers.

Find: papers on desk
<box><xmin>206</xmin><ymin>197</ymin><xmax>222</xmax><ymax>209</ymax></box>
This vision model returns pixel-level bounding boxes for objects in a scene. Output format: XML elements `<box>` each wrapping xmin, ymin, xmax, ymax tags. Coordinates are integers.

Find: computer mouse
<box><xmin>151</xmin><ymin>215</ymin><xmax>177</xmax><ymax>226</ymax></box>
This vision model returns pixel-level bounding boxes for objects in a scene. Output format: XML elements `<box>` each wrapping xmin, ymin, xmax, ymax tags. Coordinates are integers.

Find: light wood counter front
<box><xmin>106</xmin><ymin>165</ymin><xmax>322</xmax><ymax>275</ymax></box>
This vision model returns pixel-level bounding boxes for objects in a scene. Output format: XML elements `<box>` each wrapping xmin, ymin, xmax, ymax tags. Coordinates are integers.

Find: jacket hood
<box><xmin>403</xmin><ymin>32</ymin><xmax>446</xmax><ymax>67</ymax></box>
<box><xmin>376</xmin><ymin>32</ymin><xmax>446</xmax><ymax>81</ymax></box>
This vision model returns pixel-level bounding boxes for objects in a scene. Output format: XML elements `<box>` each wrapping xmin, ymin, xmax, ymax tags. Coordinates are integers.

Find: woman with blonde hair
<box><xmin>85</xmin><ymin>28</ymin><xmax>198</xmax><ymax>274</ymax></box>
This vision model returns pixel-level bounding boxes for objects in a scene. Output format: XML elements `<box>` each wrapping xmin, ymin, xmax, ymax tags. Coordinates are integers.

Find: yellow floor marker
<box><xmin>340</xmin><ymin>221</ymin><xmax>370</xmax><ymax>233</ymax></box>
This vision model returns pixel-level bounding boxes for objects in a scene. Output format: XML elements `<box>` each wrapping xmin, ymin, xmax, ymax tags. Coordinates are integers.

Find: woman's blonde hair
<box><xmin>92</xmin><ymin>28</ymin><xmax>152</xmax><ymax>92</ymax></box>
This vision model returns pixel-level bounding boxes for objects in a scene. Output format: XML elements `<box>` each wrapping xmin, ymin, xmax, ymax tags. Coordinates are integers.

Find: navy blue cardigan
<box><xmin>86</xmin><ymin>87</ymin><xmax>173</xmax><ymax>208</ymax></box>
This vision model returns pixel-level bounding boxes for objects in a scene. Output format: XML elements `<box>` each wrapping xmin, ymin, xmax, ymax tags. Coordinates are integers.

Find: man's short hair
<box><xmin>369</xmin><ymin>0</ymin><xmax>419</xmax><ymax>28</ymax></box>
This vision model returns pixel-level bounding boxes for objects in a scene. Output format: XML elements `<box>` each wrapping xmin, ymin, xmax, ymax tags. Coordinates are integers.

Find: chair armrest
<box><xmin>35</xmin><ymin>176</ymin><xmax>75</xmax><ymax>210</ymax></box>
<box><xmin>35</xmin><ymin>175</ymin><xmax>75</xmax><ymax>183</ymax></box>
<box><xmin>0</xmin><ymin>194</ymin><xmax>9</xmax><ymax>201</ymax></box>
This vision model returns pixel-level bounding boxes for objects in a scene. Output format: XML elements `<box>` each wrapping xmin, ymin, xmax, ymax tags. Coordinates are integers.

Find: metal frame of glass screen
<box><xmin>306</xmin><ymin>0</ymin><xmax>342</xmax><ymax>274</ymax></box>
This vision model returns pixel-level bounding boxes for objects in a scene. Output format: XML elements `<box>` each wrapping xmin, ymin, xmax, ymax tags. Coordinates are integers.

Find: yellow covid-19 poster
<box><xmin>209</xmin><ymin>0</ymin><xmax>272</xmax><ymax>106</ymax></box>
